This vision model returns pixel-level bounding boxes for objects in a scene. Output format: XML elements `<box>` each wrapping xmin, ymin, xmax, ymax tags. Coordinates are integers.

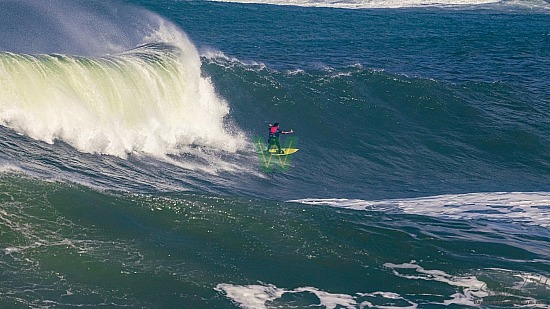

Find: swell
<box><xmin>203</xmin><ymin>56</ymin><xmax>550</xmax><ymax>197</ymax></box>
<box><xmin>1</xmin><ymin>173</ymin><xmax>549</xmax><ymax>307</ymax></box>
<box><xmin>1</xmin><ymin>0</ymin><xmax>549</xmax><ymax>200</ymax></box>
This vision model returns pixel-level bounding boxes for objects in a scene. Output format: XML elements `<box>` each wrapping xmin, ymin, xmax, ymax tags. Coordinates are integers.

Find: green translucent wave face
<box><xmin>0</xmin><ymin>43</ymin><xmax>244</xmax><ymax>157</ymax></box>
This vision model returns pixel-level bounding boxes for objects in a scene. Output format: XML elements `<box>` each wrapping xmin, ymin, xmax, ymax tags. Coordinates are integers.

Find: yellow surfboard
<box><xmin>266</xmin><ymin>148</ymin><xmax>299</xmax><ymax>156</ymax></box>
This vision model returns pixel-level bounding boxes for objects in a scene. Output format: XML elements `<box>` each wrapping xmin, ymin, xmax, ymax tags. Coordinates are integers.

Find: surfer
<box><xmin>267</xmin><ymin>122</ymin><xmax>293</xmax><ymax>154</ymax></box>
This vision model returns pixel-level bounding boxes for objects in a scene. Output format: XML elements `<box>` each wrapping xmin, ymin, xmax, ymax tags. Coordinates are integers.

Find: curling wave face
<box><xmin>0</xmin><ymin>28</ymin><xmax>245</xmax><ymax>158</ymax></box>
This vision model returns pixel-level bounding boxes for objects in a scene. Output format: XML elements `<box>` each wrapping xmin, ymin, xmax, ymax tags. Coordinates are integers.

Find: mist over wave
<box><xmin>0</xmin><ymin>0</ymin><xmax>146</xmax><ymax>56</ymax></box>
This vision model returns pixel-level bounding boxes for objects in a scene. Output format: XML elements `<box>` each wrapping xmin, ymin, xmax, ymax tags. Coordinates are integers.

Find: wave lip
<box><xmin>0</xmin><ymin>21</ymin><xmax>245</xmax><ymax>159</ymax></box>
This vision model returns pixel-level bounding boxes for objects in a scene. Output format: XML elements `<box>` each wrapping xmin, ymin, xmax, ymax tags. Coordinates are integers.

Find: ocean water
<box><xmin>1</xmin><ymin>0</ymin><xmax>550</xmax><ymax>308</ymax></box>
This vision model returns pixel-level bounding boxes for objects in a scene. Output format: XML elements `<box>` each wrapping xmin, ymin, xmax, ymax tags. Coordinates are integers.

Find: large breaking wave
<box><xmin>0</xmin><ymin>1</ymin><xmax>245</xmax><ymax>159</ymax></box>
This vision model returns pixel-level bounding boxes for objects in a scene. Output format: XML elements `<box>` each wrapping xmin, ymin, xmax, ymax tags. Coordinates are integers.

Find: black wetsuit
<box><xmin>268</xmin><ymin>127</ymin><xmax>283</xmax><ymax>153</ymax></box>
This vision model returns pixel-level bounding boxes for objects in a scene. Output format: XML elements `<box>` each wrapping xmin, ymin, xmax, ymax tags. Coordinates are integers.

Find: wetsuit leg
<box><xmin>267</xmin><ymin>137</ymin><xmax>276</xmax><ymax>151</ymax></box>
<box><xmin>275</xmin><ymin>139</ymin><xmax>283</xmax><ymax>153</ymax></box>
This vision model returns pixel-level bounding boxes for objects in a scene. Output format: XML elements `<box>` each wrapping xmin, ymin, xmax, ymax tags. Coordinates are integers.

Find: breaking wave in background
<box><xmin>208</xmin><ymin>0</ymin><xmax>550</xmax><ymax>10</ymax></box>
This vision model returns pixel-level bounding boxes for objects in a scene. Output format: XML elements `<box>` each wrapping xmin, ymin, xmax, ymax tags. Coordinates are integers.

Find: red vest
<box><xmin>269</xmin><ymin>126</ymin><xmax>279</xmax><ymax>135</ymax></box>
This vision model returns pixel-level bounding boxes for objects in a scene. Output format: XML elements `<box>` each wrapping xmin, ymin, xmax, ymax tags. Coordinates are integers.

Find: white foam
<box><xmin>201</xmin><ymin>48</ymin><xmax>267</xmax><ymax>70</ymax></box>
<box><xmin>289</xmin><ymin>192</ymin><xmax>550</xmax><ymax>227</ymax></box>
<box><xmin>0</xmin><ymin>163</ymin><xmax>23</xmax><ymax>174</ymax></box>
<box><xmin>217</xmin><ymin>266</ymin><xmax>550</xmax><ymax>309</ymax></box>
<box><xmin>295</xmin><ymin>287</ymin><xmax>357</xmax><ymax>309</ymax></box>
<box><xmin>216</xmin><ymin>283</ymin><xmax>419</xmax><ymax>309</ymax></box>
<box><xmin>485</xmin><ymin>268</ymin><xmax>550</xmax><ymax>290</ymax></box>
<box><xmin>383</xmin><ymin>262</ymin><xmax>550</xmax><ymax>308</ymax></box>
<box><xmin>357</xmin><ymin>292</ymin><xmax>418</xmax><ymax>309</ymax></box>
<box><xmin>4</xmin><ymin>247</ymin><xmax>22</xmax><ymax>254</ymax></box>
<box><xmin>384</xmin><ymin>261</ymin><xmax>488</xmax><ymax>304</ymax></box>
<box><xmin>208</xmin><ymin>0</ymin><xmax>550</xmax><ymax>10</ymax></box>
<box><xmin>215</xmin><ymin>283</ymin><xmax>285</xmax><ymax>309</ymax></box>
<box><xmin>0</xmin><ymin>13</ymin><xmax>246</xmax><ymax>163</ymax></box>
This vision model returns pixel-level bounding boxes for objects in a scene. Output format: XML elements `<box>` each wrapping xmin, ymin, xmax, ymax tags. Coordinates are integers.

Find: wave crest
<box><xmin>0</xmin><ymin>20</ymin><xmax>245</xmax><ymax>158</ymax></box>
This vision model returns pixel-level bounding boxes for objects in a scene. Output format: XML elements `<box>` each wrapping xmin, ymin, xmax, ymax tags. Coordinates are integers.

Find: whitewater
<box><xmin>209</xmin><ymin>0</ymin><xmax>550</xmax><ymax>10</ymax></box>
<box><xmin>0</xmin><ymin>1</ymin><xmax>245</xmax><ymax>161</ymax></box>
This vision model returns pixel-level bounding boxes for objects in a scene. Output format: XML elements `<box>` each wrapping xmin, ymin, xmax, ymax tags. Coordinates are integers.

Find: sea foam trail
<box><xmin>0</xmin><ymin>9</ymin><xmax>245</xmax><ymax>159</ymax></box>
<box><xmin>208</xmin><ymin>0</ymin><xmax>550</xmax><ymax>9</ymax></box>
<box><xmin>216</xmin><ymin>265</ymin><xmax>550</xmax><ymax>308</ymax></box>
<box><xmin>289</xmin><ymin>192</ymin><xmax>550</xmax><ymax>227</ymax></box>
